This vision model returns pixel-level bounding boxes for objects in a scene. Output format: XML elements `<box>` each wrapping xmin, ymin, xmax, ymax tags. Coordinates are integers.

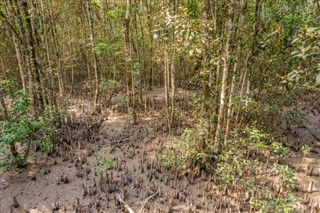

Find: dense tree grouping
<box><xmin>0</xmin><ymin>1</ymin><xmax>320</xmax><ymax>210</ymax></box>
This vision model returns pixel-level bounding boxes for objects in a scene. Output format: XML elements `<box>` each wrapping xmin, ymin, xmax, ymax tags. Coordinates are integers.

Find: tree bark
<box><xmin>224</xmin><ymin>0</ymin><xmax>248</xmax><ymax>143</ymax></box>
<box><xmin>215</xmin><ymin>0</ymin><xmax>235</xmax><ymax>146</ymax></box>
<box><xmin>22</xmin><ymin>0</ymin><xmax>45</xmax><ymax>115</ymax></box>
<box><xmin>123</xmin><ymin>0</ymin><xmax>137</xmax><ymax>123</ymax></box>
<box><xmin>85</xmin><ymin>0</ymin><xmax>100</xmax><ymax>108</ymax></box>
<box><xmin>5</xmin><ymin>6</ymin><xmax>26</xmax><ymax>92</ymax></box>
<box><xmin>47</xmin><ymin>0</ymin><xmax>64</xmax><ymax>97</ymax></box>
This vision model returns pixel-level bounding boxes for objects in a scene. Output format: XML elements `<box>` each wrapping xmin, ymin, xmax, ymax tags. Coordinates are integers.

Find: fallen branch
<box><xmin>139</xmin><ymin>188</ymin><xmax>160</xmax><ymax>213</ymax></box>
<box><xmin>116</xmin><ymin>194</ymin><xmax>135</xmax><ymax>213</ymax></box>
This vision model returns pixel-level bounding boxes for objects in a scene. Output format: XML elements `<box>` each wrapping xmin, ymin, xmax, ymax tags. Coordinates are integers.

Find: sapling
<box><xmin>300</xmin><ymin>144</ymin><xmax>311</xmax><ymax>165</ymax></box>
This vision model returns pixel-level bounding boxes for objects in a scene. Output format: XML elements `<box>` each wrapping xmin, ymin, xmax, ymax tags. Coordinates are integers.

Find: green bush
<box><xmin>159</xmin><ymin>125</ymin><xmax>300</xmax><ymax>212</ymax></box>
<box><xmin>0</xmin><ymin>90</ymin><xmax>59</xmax><ymax>171</ymax></box>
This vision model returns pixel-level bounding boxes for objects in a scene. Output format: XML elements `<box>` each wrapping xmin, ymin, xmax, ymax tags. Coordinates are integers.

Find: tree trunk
<box><xmin>214</xmin><ymin>0</ymin><xmax>235</xmax><ymax>146</ymax></box>
<box><xmin>22</xmin><ymin>0</ymin><xmax>44</xmax><ymax>115</ymax></box>
<box><xmin>4</xmin><ymin>3</ymin><xmax>25</xmax><ymax>90</ymax></box>
<box><xmin>47</xmin><ymin>0</ymin><xmax>64</xmax><ymax>97</ymax></box>
<box><xmin>11</xmin><ymin>30</ymin><xmax>26</xmax><ymax>92</ymax></box>
<box><xmin>164</xmin><ymin>41</ymin><xmax>170</xmax><ymax>131</ymax></box>
<box><xmin>85</xmin><ymin>0</ymin><xmax>100</xmax><ymax>108</ymax></box>
<box><xmin>123</xmin><ymin>0</ymin><xmax>137</xmax><ymax>124</ymax></box>
<box><xmin>224</xmin><ymin>0</ymin><xmax>248</xmax><ymax>143</ymax></box>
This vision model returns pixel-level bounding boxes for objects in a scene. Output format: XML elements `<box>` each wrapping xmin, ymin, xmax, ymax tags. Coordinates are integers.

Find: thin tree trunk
<box><xmin>22</xmin><ymin>0</ymin><xmax>44</xmax><ymax>115</ymax></box>
<box><xmin>164</xmin><ymin>41</ymin><xmax>170</xmax><ymax>130</ymax></box>
<box><xmin>124</xmin><ymin>0</ymin><xmax>137</xmax><ymax>123</ymax></box>
<box><xmin>6</xmin><ymin>3</ymin><xmax>26</xmax><ymax>91</ymax></box>
<box><xmin>169</xmin><ymin>0</ymin><xmax>177</xmax><ymax>132</ymax></box>
<box><xmin>85</xmin><ymin>0</ymin><xmax>100</xmax><ymax>108</ymax></box>
<box><xmin>47</xmin><ymin>0</ymin><xmax>64</xmax><ymax>97</ymax></box>
<box><xmin>215</xmin><ymin>0</ymin><xmax>235</xmax><ymax>146</ymax></box>
<box><xmin>70</xmin><ymin>41</ymin><xmax>75</xmax><ymax>96</ymax></box>
<box><xmin>11</xmin><ymin>30</ymin><xmax>26</xmax><ymax>92</ymax></box>
<box><xmin>224</xmin><ymin>0</ymin><xmax>248</xmax><ymax>143</ymax></box>
<box><xmin>40</xmin><ymin>0</ymin><xmax>56</xmax><ymax>107</ymax></box>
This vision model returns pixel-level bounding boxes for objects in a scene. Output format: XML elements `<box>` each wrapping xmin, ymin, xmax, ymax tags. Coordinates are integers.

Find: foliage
<box><xmin>96</xmin><ymin>147</ymin><xmax>115</xmax><ymax>174</ymax></box>
<box><xmin>158</xmin><ymin>128</ymin><xmax>217</xmax><ymax>169</ymax></box>
<box><xmin>275</xmin><ymin>164</ymin><xmax>297</xmax><ymax>191</ymax></box>
<box><xmin>271</xmin><ymin>142</ymin><xmax>289</xmax><ymax>157</ymax></box>
<box><xmin>159</xmin><ymin>125</ymin><xmax>300</xmax><ymax>212</ymax></box>
<box><xmin>0</xmin><ymin>155</ymin><xmax>24</xmax><ymax>172</ymax></box>
<box><xmin>106</xmin><ymin>7</ymin><xmax>124</xmax><ymax>20</ymax></box>
<box><xmin>99</xmin><ymin>79</ymin><xmax>121</xmax><ymax>89</ymax></box>
<box><xmin>216</xmin><ymin>129</ymin><xmax>299</xmax><ymax>212</ymax></box>
<box><xmin>131</xmin><ymin>62</ymin><xmax>143</xmax><ymax>76</ymax></box>
<box><xmin>158</xmin><ymin>148</ymin><xmax>184</xmax><ymax>169</ymax></box>
<box><xmin>285</xmin><ymin>108</ymin><xmax>306</xmax><ymax>126</ymax></box>
<box><xmin>250</xmin><ymin>195</ymin><xmax>299</xmax><ymax>213</ymax></box>
<box><xmin>292</xmin><ymin>27</ymin><xmax>320</xmax><ymax>60</ymax></box>
<box><xmin>186</xmin><ymin>0</ymin><xmax>201</xmax><ymax>20</ymax></box>
<box><xmin>0</xmin><ymin>0</ymin><xmax>317</xmax><ymax>210</ymax></box>
<box><xmin>95</xmin><ymin>43</ymin><xmax>115</xmax><ymax>55</ymax></box>
<box><xmin>300</xmin><ymin>144</ymin><xmax>311</xmax><ymax>156</ymax></box>
<box><xmin>283</xmin><ymin>26</ymin><xmax>320</xmax><ymax>87</ymax></box>
<box><xmin>155</xmin><ymin>6</ymin><xmax>211</xmax><ymax>60</ymax></box>
<box><xmin>35</xmin><ymin>106</ymin><xmax>61</xmax><ymax>154</ymax></box>
<box><xmin>216</xmin><ymin>143</ymin><xmax>251</xmax><ymax>183</ymax></box>
<box><xmin>0</xmin><ymin>90</ymin><xmax>59</xmax><ymax>171</ymax></box>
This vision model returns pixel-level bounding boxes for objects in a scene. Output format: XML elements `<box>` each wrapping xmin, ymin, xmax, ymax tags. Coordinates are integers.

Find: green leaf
<box><xmin>313</xmin><ymin>67</ymin><xmax>320</xmax><ymax>73</ymax></box>
<box><xmin>291</xmin><ymin>38</ymin><xmax>300</xmax><ymax>44</ymax></box>
<box><xmin>106</xmin><ymin>7</ymin><xmax>124</xmax><ymax>20</ymax></box>
<box><xmin>316</xmin><ymin>73</ymin><xmax>320</xmax><ymax>85</ymax></box>
<box><xmin>95</xmin><ymin>43</ymin><xmax>114</xmax><ymax>55</ymax></box>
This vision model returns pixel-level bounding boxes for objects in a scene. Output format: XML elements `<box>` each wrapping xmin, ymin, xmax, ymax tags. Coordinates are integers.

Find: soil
<box><xmin>0</xmin><ymin>88</ymin><xmax>319</xmax><ymax>213</ymax></box>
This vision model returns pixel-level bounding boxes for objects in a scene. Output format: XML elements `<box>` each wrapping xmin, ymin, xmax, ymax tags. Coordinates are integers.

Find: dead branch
<box><xmin>139</xmin><ymin>188</ymin><xmax>160</xmax><ymax>213</ymax></box>
<box><xmin>116</xmin><ymin>194</ymin><xmax>135</xmax><ymax>213</ymax></box>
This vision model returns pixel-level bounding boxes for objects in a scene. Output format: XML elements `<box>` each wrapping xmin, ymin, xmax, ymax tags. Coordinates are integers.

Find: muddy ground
<box><xmin>0</xmin><ymin>89</ymin><xmax>319</xmax><ymax>213</ymax></box>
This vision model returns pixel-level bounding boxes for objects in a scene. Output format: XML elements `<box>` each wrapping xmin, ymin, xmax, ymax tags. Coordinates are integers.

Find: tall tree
<box><xmin>85</xmin><ymin>0</ymin><xmax>100</xmax><ymax>108</ymax></box>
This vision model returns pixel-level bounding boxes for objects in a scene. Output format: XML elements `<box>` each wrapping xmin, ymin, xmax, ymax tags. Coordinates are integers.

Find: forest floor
<box><xmin>0</xmin><ymin>88</ymin><xmax>319</xmax><ymax>213</ymax></box>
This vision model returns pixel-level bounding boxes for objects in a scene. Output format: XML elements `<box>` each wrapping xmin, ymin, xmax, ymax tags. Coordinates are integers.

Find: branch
<box><xmin>138</xmin><ymin>188</ymin><xmax>160</xmax><ymax>213</ymax></box>
<box><xmin>116</xmin><ymin>194</ymin><xmax>135</xmax><ymax>213</ymax></box>
<box><xmin>0</xmin><ymin>8</ymin><xmax>26</xmax><ymax>47</ymax></box>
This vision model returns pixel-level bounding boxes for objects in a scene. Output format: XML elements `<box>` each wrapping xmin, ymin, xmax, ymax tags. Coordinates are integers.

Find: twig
<box><xmin>139</xmin><ymin>188</ymin><xmax>160</xmax><ymax>213</ymax></box>
<box><xmin>116</xmin><ymin>194</ymin><xmax>135</xmax><ymax>213</ymax></box>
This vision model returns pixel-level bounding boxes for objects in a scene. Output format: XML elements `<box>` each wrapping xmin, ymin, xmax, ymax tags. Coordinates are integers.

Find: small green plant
<box><xmin>300</xmin><ymin>144</ymin><xmax>311</xmax><ymax>156</ymax></box>
<box><xmin>271</xmin><ymin>142</ymin><xmax>289</xmax><ymax>157</ymax></box>
<box><xmin>250</xmin><ymin>195</ymin><xmax>299</xmax><ymax>213</ymax></box>
<box><xmin>158</xmin><ymin>148</ymin><xmax>184</xmax><ymax>169</ymax></box>
<box><xmin>0</xmin><ymin>155</ymin><xmax>24</xmax><ymax>172</ymax></box>
<box><xmin>275</xmin><ymin>164</ymin><xmax>297</xmax><ymax>191</ymax></box>
<box><xmin>158</xmin><ymin>128</ymin><xmax>216</xmax><ymax>169</ymax></box>
<box><xmin>216</xmin><ymin>144</ymin><xmax>251</xmax><ymax>183</ymax></box>
<box><xmin>285</xmin><ymin>109</ymin><xmax>306</xmax><ymax>126</ymax></box>
<box><xmin>246</xmin><ymin>127</ymin><xmax>270</xmax><ymax>150</ymax></box>
<box><xmin>96</xmin><ymin>147</ymin><xmax>115</xmax><ymax>174</ymax></box>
